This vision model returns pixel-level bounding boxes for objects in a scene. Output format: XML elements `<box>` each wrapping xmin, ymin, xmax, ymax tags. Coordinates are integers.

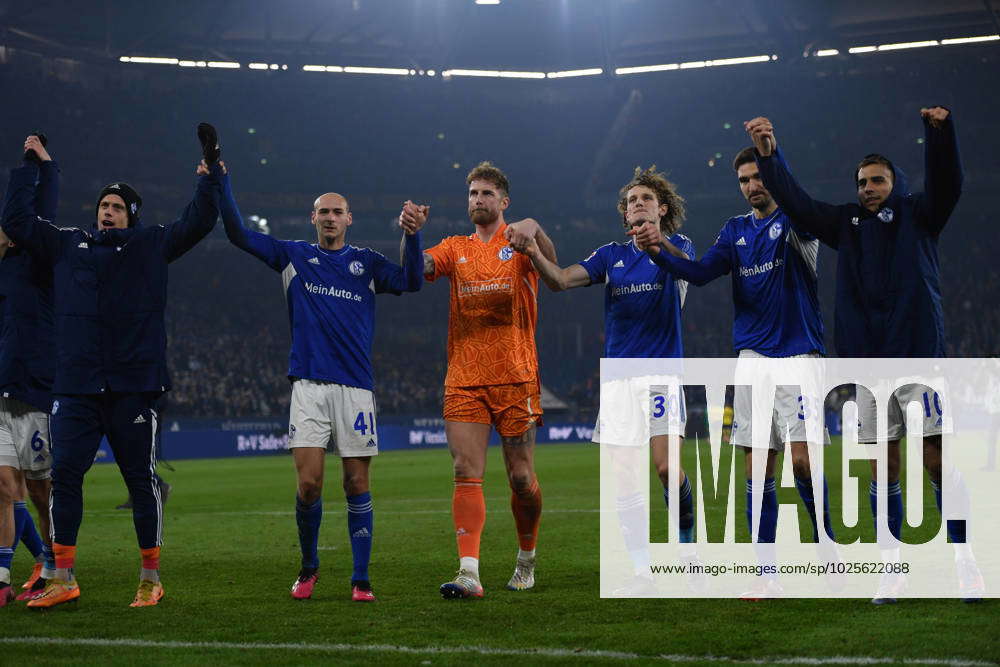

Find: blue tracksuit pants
<box><xmin>50</xmin><ymin>393</ymin><xmax>163</xmax><ymax>549</ymax></box>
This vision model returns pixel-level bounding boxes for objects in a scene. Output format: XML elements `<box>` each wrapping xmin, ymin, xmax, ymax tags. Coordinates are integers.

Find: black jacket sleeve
<box><xmin>162</xmin><ymin>163</ymin><xmax>224</xmax><ymax>262</ymax></box>
<box><xmin>756</xmin><ymin>147</ymin><xmax>845</xmax><ymax>250</ymax></box>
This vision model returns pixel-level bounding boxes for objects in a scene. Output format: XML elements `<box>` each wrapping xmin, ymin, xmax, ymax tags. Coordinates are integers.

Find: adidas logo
<box><xmin>736</xmin><ymin>237</ymin><xmax>747</xmax><ymax>246</ymax></box>
<box><xmin>78</xmin><ymin>242</ymin><xmax>89</xmax><ymax>248</ymax></box>
<box><xmin>109</xmin><ymin>183</ymin><xmax>120</xmax><ymax>189</ymax></box>
<box><xmin>457</xmin><ymin>256</ymin><xmax>467</xmax><ymax>263</ymax></box>
<box><xmin>352</xmin><ymin>527</ymin><xmax>371</xmax><ymax>538</ymax></box>
<box><xmin>366</xmin><ymin>438</ymin><xmax>376</xmax><ymax>448</ymax></box>
<box><xmin>34</xmin><ymin>454</ymin><xmax>45</xmax><ymax>463</ymax></box>
<box><xmin>613</xmin><ymin>260</ymin><xmax>625</xmax><ymax>268</ymax></box>
<box><xmin>133</xmin><ymin>414</ymin><xmax>146</xmax><ymax>424</ymax></box>
<box><xmin>308</xmin><ymin>257</ymin><xmax>320</xmax><ymax>264</ymax></box>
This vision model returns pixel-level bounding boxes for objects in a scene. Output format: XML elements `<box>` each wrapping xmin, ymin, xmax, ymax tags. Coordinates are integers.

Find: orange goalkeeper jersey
<box><xmin>426</xmin><ymin>222</ymin><xmax>540</xmax><ymax>388</ymax></box>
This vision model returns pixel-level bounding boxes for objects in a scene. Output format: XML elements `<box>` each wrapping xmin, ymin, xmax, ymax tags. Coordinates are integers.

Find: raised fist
<box><xmin>398</xmin><ymin>200</ymin><xmax>430</xmax><ymax>235</ymax></box>
<box><xmin>23</xmin><ymin>134</ymin><xmax>51</xmax><ymax>163</ymax></box>
<box><xmin>744</xmin><ymin>117</ymin><xmax>776</xmax><ymax>156</ymax></box>
<box><xmin>920</xmin><ymin>106</ymin><xmax>950</xmax><ymax>129</ymax></box>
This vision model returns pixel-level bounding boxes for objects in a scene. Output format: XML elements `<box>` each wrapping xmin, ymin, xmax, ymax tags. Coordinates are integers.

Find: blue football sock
<box><xmin>11</xmin><ymin>501</ymin><xmax>26</xmax><ymax>559</ymax></box>
<box><xmin>869</xmin><ymin>481</ymin><xmax>903</xmax><ymax>542</ymax></box>
<box><xmin>746</xmin><ymin>478</ymin><xmax>778</xmax><ymax>543</ymax></box>
<box><xmin>15</xmin><ymin>502</ymin><xmax>44</xmax><ymax>559</ymax></box>
<box><xmin>346</xmin><ymin>492</ymin><xmax>373</xmax><ymax>583</ymax></box>
<box><xmin>0</xmin><ymin>546</ymin><xmax>12</xmax><ymax>578</ymax></box>
<box><xmin>930</xmin><ymin>479</ymin><xmax>967</xmax><ymax>543</ymax></box>
<box><xmin>794</xmin><ymin>477</ymin><xmax>834</xmax><ymax>542</ymax></box>
<box><xmin>295</xmin><ymin>496</ymin><xmax>323</xmax><ymax>570</ymax></box>
<box><xmin>43</xmin><ymin>544</ymin><xmax>55</xmax><ymax>573</ymax></box>
<box><xmin>616</xmin><ymin>492</ymin><xmax>650</xmax><ymax>573</ymax></box>
<box><xmin>663</xmin><ymin>475</ymin><xmax>695</xmax><ymax>542</ymax></box>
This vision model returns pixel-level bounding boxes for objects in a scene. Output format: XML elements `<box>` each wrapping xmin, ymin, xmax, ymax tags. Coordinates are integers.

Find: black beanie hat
<box><xmin>95</xmin><ymin>182</ymin><xmax>142</xmax><ymax>226</ymax></box>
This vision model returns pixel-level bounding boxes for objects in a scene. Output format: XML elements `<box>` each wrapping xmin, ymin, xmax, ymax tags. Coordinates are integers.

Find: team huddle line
<box><xmin>0</xmin><ymin>107</ymin><xmax>982</xmax><ymax>606</ymax></box>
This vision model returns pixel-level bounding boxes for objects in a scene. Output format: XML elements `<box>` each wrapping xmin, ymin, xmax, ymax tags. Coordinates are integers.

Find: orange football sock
<box><xmin>452</xmin><ymin>478</ymin><xmax>485</xmax><ymax>559</ymax></box>
<box><xmin>53</xmin><ymin>543</ymin><xmax>76</xmax><ymax>570</ymax></box>
<box><xmin>140</xmin><ymin>546</ymin><xmax>160</xmax><ymax>571</ymax></box>
<box><xmin>510</xmin><ymin>476</ymin><xmax>542</xmax><ymax>551</ymax></box>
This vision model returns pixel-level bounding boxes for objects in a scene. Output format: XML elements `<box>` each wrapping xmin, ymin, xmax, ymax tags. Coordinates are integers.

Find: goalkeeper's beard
<box><xmin>469</xmin><ymin>208</ymin><xmax>498</xmax><ymax>226</ymax></box>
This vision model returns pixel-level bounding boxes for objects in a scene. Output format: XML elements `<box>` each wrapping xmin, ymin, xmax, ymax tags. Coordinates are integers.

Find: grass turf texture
<box><xmin>2</xmin><ymin>440</ymin><xmax>995</xmax><ymax>666</ymax></box>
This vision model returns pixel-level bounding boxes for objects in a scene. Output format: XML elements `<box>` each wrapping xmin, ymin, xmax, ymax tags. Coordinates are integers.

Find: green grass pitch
<box><xmin>1</xmin><ymin>441</ymin><xmax>996</xmax><ymax>665</ymax></box>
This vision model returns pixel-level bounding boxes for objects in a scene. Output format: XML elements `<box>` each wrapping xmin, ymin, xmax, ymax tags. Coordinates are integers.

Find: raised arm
<box><xmin>398</xmin><ymin>199</ymin><xmax>430</xmax><ymax>278</ymax></box>
<box><xmin>919</xmin><ymin>107</ymin><xmax>962</xmax><ymax>235</ymax></box>
<box><xmin>505</xmin><ymin>218</ymin><xmax>556</xmax><ymax>264</ymax></box>
<box><xmin>745</xmin><ymin>117</ymin><xmax>844</xmax><ymax>249</ymax></box>
<box><xmin>374</xmin><ymin>229</ymin><xmax>424</xmax><ymax>295</ymax></box>
<box><xmin>517</xmin><ymin>236</ymin><xmax>589</xmax><ymax>292</ymax></box>
<box><xmin>162</xmin><ymin>160</ymin><xmax>223</xmax><ymax>263</ymax></box>
<box><xmin>1</xmin><ymin>160</ymin><xmax>64</xmax><ymax>265</ymax></box>
<box><xmin>631</xmin><ymin>222</ymin><xmax>731</xmax><ymax>286</ymax></box>
<box><xmin>23</xmin><ymin>135</ymin><xmax>59</xmax><ymax>222</ymax></box>
<box><xmin>216</xmin><ymin>163</ymin><xmax>289</xmax><ymax>271</ymax></box>
<box><xmin>380</xmin><ymin>199</ymin><xmax>426</xmax><ymax>293</ymax></box>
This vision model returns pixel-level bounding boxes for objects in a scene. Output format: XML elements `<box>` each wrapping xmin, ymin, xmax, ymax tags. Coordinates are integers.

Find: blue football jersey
<box><xmin>578</xmin><ymin>234</ymin><xmax>694</xmax><ymax>358</ymax></box>
<box><xmin>234</xmin><ymin>234</ymin><xmax>423</xmax><ymax>390</ymax></box>
<box><xmin>711</xmin><ymin>209</ymin><xmax>825</xmax><ymax>356</ymax></box>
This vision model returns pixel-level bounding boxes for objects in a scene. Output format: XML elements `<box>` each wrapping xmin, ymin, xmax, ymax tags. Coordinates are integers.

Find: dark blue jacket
<box><xmin>0</xmin><ymin>160</ymin><xmax>59</xmax><ymax>411</ymax></box>
<box><xmin>1</xmin><ymin>162</ymin><xmax>223</xmax><ymax>395</ymax></box>
<box><xmin>755</xmin><ymin>116</ymin><xmax>962</xmax><ymax>357</ymax></box>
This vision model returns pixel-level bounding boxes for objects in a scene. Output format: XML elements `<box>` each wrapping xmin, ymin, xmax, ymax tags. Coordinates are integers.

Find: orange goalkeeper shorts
<box><xmin>443</xmin><ymin>382</ymin><xmax>543</xmax><ymax>437</ymax></box>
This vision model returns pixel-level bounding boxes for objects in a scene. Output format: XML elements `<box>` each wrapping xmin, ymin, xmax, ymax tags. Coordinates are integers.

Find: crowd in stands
<box><xmin>2</xmin><ymin>50</ymin><xmax>997</xmax><ymax>419</ymax></box>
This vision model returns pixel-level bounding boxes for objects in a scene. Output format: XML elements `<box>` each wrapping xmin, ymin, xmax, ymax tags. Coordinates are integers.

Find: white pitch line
<box><xmin>0</xmin><ymin>637</ymin><xmax>992</xmax><ymax>666</ymax></box>
<box><xmin>84</xmin><ymin>508</ymin><xmax>601</xmax><ymax>517</ymax></box>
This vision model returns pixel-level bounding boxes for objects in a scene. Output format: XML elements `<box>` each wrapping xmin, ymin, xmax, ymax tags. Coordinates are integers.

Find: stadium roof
<box><xmin>3</xmin><ymin>0</ymin><xmax>998</xmax><ymax>72</ymax></box>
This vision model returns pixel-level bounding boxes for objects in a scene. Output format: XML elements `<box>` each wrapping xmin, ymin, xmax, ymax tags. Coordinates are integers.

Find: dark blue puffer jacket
<box><xmin>1</xmin><ymin>161</ymin><xmax>223</xmax><ymax>395</ymax></box>
<box><xmin>756</xmin><ymin>116</ymin><xmax>962</xmax><ymax>357</ymax></box>
<box><xmin>0</xmin><ymin>160</ymin><xmax>59</xmax><ymax>411</ymax></box>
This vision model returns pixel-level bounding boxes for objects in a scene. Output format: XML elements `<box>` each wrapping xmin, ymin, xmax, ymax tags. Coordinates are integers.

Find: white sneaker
<box><xmin>506</xmin><ymin>556</ymin><xmax>535</xmax><ymax>591</ymax></box>
<box><xmin>957</xmin><ymin>559</ymin><xmax>985</xmax><ymax>602</ymax></box>
<box><xmin>680</xmin><ymin>556</ymin><xmax>709</xmax><ymax>594</ymax></box>
<box><xmin>871</xmin><ymin>572</ymin><xmax>906</xmax><ymax>605</ymax></box>
<box><xmin>439</xmin><ymin>568</ymin><xmax>484</xmax><ymax>599</ymax></box>
<box><xmin>610</xmin><ymin>575</ymin><xmax>658</xmax><ymax>598</ymax></box>
<box><xmin>740</xmin><ymin>577</ymin><xmax>783</xmax><ymax>600</ymax></box>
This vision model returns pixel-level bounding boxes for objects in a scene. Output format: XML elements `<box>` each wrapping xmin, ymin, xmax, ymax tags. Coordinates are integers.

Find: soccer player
<box><xmin>1</xmin><ymin>124</ymin><xmax>225</xmax><ymax>609</ymax></box>
<box><xmin>0</xmin><ymin>134</ymin><xmax>58</xmax><ymax>606</ymax></box>
<box><xmin>513</xmin><ymin>166</ymin><xmax>695</xmax><ymax>594</ymax></box>
<box><xmin>745</xmin><ymin>108</ymin><xmax>982</xmax><ymax>602</ymax></box>
<box><xmin>219</xmin><ymin>171</ymin><xmax>424</xmax><ymax>603</ymax></box>
<box><xmin>416</xmin><ymin>161</ymin><xmax>553</xmax><ymax>599</ymax></box>
<box><xmin>631</xmin><ymin>148</ymin><xmax>834</xmax><ymax>598</ymax></box>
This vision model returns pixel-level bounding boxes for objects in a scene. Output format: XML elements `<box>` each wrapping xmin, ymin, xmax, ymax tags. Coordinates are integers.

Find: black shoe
<box><xmin>157</xmin><ymin>480</ymin><xmax>172</xmax><ymax>506</ymax></box>
<box><xmin>197</xmin><ymin>123</ymin><xmax>220</xmax><ymax>164</ymax></box>
<box><xmin>23</xmin><ymin>131</ymin><xmax>48</xmax><ymax>163</ymax></box>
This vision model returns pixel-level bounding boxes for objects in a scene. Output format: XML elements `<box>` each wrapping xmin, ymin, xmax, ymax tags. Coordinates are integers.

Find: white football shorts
<box><xmin>593</xmin><ymin>375</ymin><xmax>686</xmax><ymax>446</ymax></box>
<box><xmin>288</xmin><ymin>379</ymin><xmax>379</xmax><ymax>457</ymax></box>
<box><xmin>856</xmin><ymin>380</ymin><xmax>952</xmax><ymax>444</ymax></box>
<box><xmin>0</xmin><ymin>396</ymin><xmax>52</xmax><ymax>479</ymax></box>
<box><xmin>729</xmin><ymin>350</ymin><xmax>830</xmax><ymax>450</ymax></box>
